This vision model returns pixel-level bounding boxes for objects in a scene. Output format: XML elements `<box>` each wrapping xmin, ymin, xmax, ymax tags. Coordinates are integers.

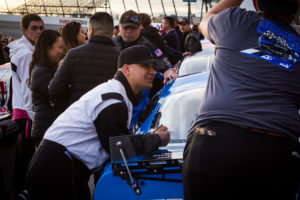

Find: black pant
<box><xmin>26</xmin><ymin>140</ymin><xmax>91</xmax><ymax>200</ymax></box>
<box><xmin>183</xmin><ymin>122</ymin><xmax>300</xmax><ymax>200</ymax></box>
<box><xmin>14</xmin><ymin>118</ymin><xmax>35</xmax><ymax>194</ymax></box>
<box><xmin>0</xmin><ymin>141</ymin><xmax>17</xmax><ymax>199</ymax></box>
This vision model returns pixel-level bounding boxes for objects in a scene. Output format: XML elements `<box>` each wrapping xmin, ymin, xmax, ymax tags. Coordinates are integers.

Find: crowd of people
<box><xmin>0</xmin><ymin>8</ymin><xmax>202</xmax><ymax>200</ymax></box>
<box><xmin>0</xmin><ymin>33</ymin><xmax>13</xmax><ymax>65</ymax></box>
<box><xmin>0</xmin><ymin>0</ymin><xmax>299</xmax><ymax>199</ymax></box>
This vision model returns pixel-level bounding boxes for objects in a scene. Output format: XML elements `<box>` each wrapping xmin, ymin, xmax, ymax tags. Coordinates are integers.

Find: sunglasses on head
<box><xmin>30</xmin><ymin>26</ymin><xmax>44</xmax><ymax>31</ymax></box>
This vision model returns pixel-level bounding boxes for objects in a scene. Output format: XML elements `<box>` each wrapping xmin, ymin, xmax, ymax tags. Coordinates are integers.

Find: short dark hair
<box><xmin>28</xmin><ymin>30</ymin><xmax>61</xmax><ymax>86</ymax></box>
<box><xmin>139</xmin><ymin>13</ymin><xmax>151</xmax><ymax>28</ymax></box>
<box><xmin>61</xmin><ymin>21</ymin><xmax>82</xmax><ymax>53</ymax></box>
<box><xmin>257</xmin><ymin>0</ymin><xmax>298</xmax><ymax>15</ymax></box>
<box><xmin>89</xmin><ymin>12</ymin><xmax>113</xmax><ymax>36</ymax></box>
<box><xmin>164</xmin><ymin>16</ymin><xmax>175</xmax><ymax>28</ymax></box>
<box><xmin>21</xmin><ymin>14</ymin><xmax>43</xmax><ymax>29</ymax></box>
<box><xmin>170</xmin><ymin>15</ymin><xmax>178</xmax><ymax>22</ymax></box>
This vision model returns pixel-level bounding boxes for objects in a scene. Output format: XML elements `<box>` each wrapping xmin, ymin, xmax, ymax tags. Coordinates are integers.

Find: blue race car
<box><xmin>93</xmin><ymin>69</ymin><xmax>300</xmax><ymax>200</ymax></box>
<box><xmin>93</xmin><ymin>72</ymin><xmax>209</xmax><ymax>200</ymax></box>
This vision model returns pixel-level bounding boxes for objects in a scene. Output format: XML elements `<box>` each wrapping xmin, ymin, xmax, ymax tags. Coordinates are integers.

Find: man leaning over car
<box><xmin>26</xmin><ymin>45</ymin><xmax>170</xmax><ymax>200</ymax></box>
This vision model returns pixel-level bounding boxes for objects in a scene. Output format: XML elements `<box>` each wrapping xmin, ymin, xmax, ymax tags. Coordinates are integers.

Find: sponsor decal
<box><xmin>241</xmin><ymin>20</ymin><xmax>300</xmax><ymax>70</ymax></box>
<box><xmin>130</xmin><ymin>15</ymin><xmax>139</xmax><ymax>23</ymax></box>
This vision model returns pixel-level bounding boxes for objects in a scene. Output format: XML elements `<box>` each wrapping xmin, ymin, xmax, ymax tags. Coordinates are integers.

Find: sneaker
<box><xmin>16</xmin><ymin>190</ymin><xmax>28</xmax><ymax>200</ymax></box>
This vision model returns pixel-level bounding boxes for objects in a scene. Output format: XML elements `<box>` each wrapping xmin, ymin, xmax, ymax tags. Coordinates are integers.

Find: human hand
<box><xmin>152</xmin><ymin>124</ymin><xmax>170</xmax><ymax>146</ymax></box>
<box><xmin>163</xmin><ymin>68</ymin><xmax>178</xmax><ymax>84</ymax></box>
<box><xmin>182</xmin><ymin>52</ymin><xmax>191</xmax><ymax>57</ymax></box>
<box><xmin>49</xmin><ymin>100</ymin><xmax>55</xmax><ymax>107</ymax></box>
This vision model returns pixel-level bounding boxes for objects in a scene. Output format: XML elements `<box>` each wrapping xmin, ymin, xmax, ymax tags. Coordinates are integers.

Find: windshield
<box><xmin>178</xmin><ymin>55</ymin><xmax>213</xmax><ymax>76</ymax></box>
<box><xmin>148</xmin><ymin>87</ymin><xmax>205</xmax><ymax>140</ymax></box>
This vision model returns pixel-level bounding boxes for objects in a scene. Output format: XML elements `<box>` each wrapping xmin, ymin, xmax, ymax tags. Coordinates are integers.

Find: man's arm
<box><xmin>199</xmin><ymin>0</ymin><xmax>244</xmax><ymax>39</ymax></box>
<box><xmin>163</xmin><ymin>68</ymin><xmax>177</xmax><ymax>84</ymax></box>
<box><xmin>165</xmin><ymin>45</ymin><xmax>182</xmax><ymax>58</ymax></box>
<box><xmin>94</xmin><ymin>102</ymin><xmax>169</xmax><ymax>154</ymax></box>
<box><xmin>48</xmin><ymin>54</ymin><xmax>73</xmax><ymax>104</ymax></box>
<box><xmin>18</xmin><ymin>52</ymin><xmax>34</xmax><ymax>118</ymax></box>
<box><xmin>142</xmin><ymin>37</ymin><xmax>178</xmax><ymax>82</ymax></box>
<box><xmin>18</xmin><ymin>52</ymin><xmax>32</xmax><ymax>95</ymax></box>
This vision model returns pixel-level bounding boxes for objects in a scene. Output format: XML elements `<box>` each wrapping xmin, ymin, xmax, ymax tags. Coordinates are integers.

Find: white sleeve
<box><xmin>18</xmin><ymin>52</ymin><xmax>33</xmax><ymax>118</ymax></box>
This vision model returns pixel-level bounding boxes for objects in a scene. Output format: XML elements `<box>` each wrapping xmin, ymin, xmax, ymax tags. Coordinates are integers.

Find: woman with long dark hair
<box><xmin>60</xmin><ymin>21</ymin><xmax>86</xmax><ymax>56</ymax></box>
<box><xmin>28</xmin><ymin>30</ymin><xmax>64</xmax><ymax>147</ymax></box>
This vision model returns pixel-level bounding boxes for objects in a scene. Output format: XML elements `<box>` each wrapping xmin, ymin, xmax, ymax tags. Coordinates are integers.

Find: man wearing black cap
<box><xmin>183</xmin><ymin>0</ymin><xmax>300</xmax><ymax>200</ymax></box>
<box><xmin>26</xmin><ymin>45</ymin><xmax>170</xmax><ymax>200</ymax></box>
<box><xmin>178</xmin><ymin>17</ymin><xmax>202</xmax><ymax>53</ymax></box>
<box><xmin>113</xmin><ymin>10</ymin><xmax>177</xmax><ymax>81</ymax></box>
<box><xmin>113</xmin><ymin>10</ymin><xmax>179</xmax><ymax>132</ymax></box>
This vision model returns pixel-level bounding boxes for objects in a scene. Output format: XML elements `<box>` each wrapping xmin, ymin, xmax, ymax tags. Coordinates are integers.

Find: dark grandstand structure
<box><xmin>1</xmin><ymin>0</ymin><xmax>112</xmax><ymax>17</ymax></box>
<box><xmin>0</xmin><ymin>0</ymin><xmax>217</xmax><ymax>22</ymax></box>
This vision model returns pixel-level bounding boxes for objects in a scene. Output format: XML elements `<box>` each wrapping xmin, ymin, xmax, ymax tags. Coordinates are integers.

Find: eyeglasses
<box><xmin>30</xmin><ymin>26</ymin><xmax>44</xmax><ymax>31</ymax></box>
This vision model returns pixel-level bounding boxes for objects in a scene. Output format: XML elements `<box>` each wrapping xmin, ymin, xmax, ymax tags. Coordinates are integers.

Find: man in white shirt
<box><xmin>8</xmin><ymin>13</ymin><xmax>44</xmax><ymax>195</ymax></box>
<box><xmin>26</xmin><ymin>45</ymin><xmax>170</xmax><ymax>200</ymax></box>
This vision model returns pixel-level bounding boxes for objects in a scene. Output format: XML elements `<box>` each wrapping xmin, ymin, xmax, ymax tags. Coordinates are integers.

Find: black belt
<box><xmin>193</xmin><ymin>123</ymin><xmax>285</xmax><ymax>138</ymax></box>
<box><xmin>229</xmin><ymin>123</ymin><xmax>285</xmax><ymax>137</ymax></box>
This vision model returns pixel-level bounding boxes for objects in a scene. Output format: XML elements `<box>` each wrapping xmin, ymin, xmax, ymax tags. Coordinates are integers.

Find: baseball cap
<box><xmin>257</xmin><ymin>0</ymin><xmax>298</xmax><ymax>14</ymax></box>
<box><xmin>118</xmin><ymin>45</ymin><xmax>162</xmax><ymax>71</ymax></box>
<box><xmin>178</xmin><ymin>18</ymin><xmax>190</xmax><ymax>25</ymax></box>
<box><xmin>119</xmin><ymin>10</ymin><xmax>140</xmax><ymax>28</ymax></box>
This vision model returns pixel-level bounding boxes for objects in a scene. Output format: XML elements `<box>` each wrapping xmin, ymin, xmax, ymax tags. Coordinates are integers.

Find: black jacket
<box><xmin>113</xmin><ymin>35</ymin><xmax>171</xmax><ymax>72</ymax></box>
<box><xmin>175</xmin><ymin>26</ymin><xmax>184</xmax><ymax>51</ymax></box>
<box><xmin>113</xmin><ymin>35</ymin><xmax>154</xmax><ymax>51</ymax></box>
<box><xmin>30</xmin><ymin>65</ymin><xmax>65</xmax><ymax>139</ymax></box>
<box><xmin>140</xmin><ymin>26</ymin><xmax>166</xmax><ymax>54</ymax></box>
<box><xmin>49</xmin><ymin>35</ymin><xmax>119</xmax><ymax>106</ymax></box>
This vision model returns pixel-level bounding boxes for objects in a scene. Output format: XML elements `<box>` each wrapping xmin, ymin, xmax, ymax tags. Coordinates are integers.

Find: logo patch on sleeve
<box><xmin>154</xmin><ymin>49</ymin><xmax>163</xmax><ymax>57</ymax></box>
<box><xmin>241</xmin><ymin>20</ymin><xmax>300</xmax><ymax>70</ymax></box>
